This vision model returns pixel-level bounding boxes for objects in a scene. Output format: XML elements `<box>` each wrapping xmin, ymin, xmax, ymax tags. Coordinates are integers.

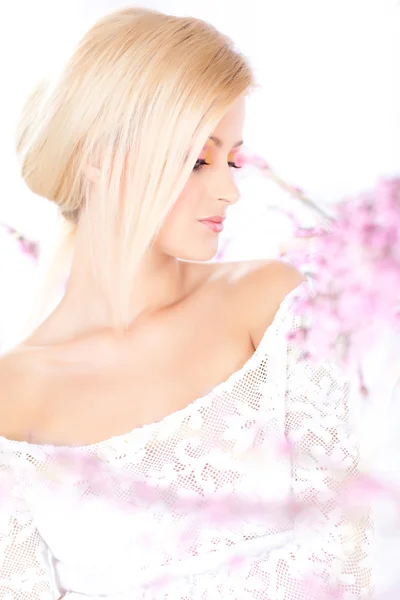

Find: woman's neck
<box><xmin>25</xmin><ymin>249</ymin><xmax>194</xmax><ymax>347</ymax></box>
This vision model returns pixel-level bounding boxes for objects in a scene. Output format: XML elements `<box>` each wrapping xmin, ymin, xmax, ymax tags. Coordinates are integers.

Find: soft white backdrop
<box><xmin>0</xmin><ymin>0</ymin><xmax>398</xmax><ymax>234</ymax></box>
<box><xmin>0</xmin><ymin>1</ymin><xmax>399</xmax><ymax>594</ymax></box>
<box><xmin>0</xmin><ymin>0</ymin><xmax>398</xmax><ymax>343</ymax></box>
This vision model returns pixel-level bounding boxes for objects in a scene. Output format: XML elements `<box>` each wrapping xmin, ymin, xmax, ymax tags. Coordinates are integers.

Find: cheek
<box><xmin>157</xmin><ymin>177</ymin><xmax>201</xmax><ymax>241</ymax></box>
<box><xmin>169</xmin><ymin>176</ymin><xmax>203</xmax><ymax>217</ymax></box>
<box><xmin>154</xmin><ymin>175</ymin><xmax>217</xmax><ymax>260</ymax></box>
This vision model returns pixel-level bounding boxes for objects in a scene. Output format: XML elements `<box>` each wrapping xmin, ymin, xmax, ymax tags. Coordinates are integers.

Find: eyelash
<box><xmin>192</xmin><ymin>159</ymin><xmax>242</xmax><ymax>172</ymax></box>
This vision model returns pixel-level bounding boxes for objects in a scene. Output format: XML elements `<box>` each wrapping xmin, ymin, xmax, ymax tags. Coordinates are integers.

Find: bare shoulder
<box><xmin>244</xmin><ymin>260</ymin><xmax>305</xmax><ymax>347</ymax></box>
<box><xmin>210</xmin><ymin>259</ymin><xmax>306</xmax><ymax>348</ymax></box>
<box><xmin>0</xmin><ymin>348</ymin><xmax>44</xmax><ymax>441</ymax></box>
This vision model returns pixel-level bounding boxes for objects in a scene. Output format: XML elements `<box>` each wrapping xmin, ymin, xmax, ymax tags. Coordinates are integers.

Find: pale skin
<box><xmin>0</xmin><ymin>96</ymin><xmax>304</xmax><ymax>446</ymax></box>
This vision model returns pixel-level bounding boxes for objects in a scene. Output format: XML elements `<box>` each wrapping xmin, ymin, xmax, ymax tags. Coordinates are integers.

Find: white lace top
<box><xmin>0</xmin><ymin>281</ymin><xmax>372</xmax><ymax>600</ymax></box>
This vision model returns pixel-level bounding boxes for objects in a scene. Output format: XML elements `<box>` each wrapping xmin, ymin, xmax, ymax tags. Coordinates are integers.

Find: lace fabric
<box><xmin>0</xmin><ymin>280</ymin><xmax>373</xmax><ymax>599</ymax></box>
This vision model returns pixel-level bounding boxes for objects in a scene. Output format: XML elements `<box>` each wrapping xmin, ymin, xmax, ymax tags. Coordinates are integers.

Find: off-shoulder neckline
<box><xmin>0</xmin><ymin>280</ymin><xmax>308</xmax><ymax>453</ymax></box>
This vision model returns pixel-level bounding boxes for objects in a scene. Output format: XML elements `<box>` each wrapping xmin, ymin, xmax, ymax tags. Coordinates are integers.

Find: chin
<box><xmin>175</xmin><ymin>242</ymin><xmax>219</xmax><ymax>263</ymax></box>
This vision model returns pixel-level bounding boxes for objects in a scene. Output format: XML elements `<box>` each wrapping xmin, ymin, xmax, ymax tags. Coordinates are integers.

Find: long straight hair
<box><xmin>16</xmin><ymin>7</ymin><xmax>256</xmax><ymax>333</ymax></box>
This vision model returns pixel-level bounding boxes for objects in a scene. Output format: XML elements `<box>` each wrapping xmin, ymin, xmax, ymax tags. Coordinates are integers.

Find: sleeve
<box><xmin>0</xmin><ymin>447</ymin><xmax>60</xmax><ymax>600</ymax></box>
<box><xmin>249</xmin><ymin>298</ymin><xmax>374</xmax><ymax>600</ymax></box>
<box><xmin>151</xmin><ymin>288</ymin><xmax>375</xmax><ymax>600</ymax></box>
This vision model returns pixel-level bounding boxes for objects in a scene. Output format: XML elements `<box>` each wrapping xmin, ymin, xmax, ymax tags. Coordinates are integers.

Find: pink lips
<box><xmin>198</xmin><ymin>215</ymin><xmax>225</xmax><ymax>233</ymax></box>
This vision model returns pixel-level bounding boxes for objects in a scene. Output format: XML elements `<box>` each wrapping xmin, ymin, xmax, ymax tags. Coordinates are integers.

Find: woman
<box><xmin>0</xmin><ymin>7</ymin><xmax>372</xmax><ymax>600</ymax></box>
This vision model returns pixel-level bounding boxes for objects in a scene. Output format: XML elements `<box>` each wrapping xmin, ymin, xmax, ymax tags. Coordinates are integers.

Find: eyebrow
<box><xmin>209</xmin><ymin>136</ymin><xmax>243</xmax><ymax>149</ymax></box>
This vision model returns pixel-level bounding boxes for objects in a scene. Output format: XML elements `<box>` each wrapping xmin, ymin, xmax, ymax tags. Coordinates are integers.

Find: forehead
<box><xmin>210</xmin><ymin>96</ymin><xmax>246</xmax><ymax>145</ymax></box>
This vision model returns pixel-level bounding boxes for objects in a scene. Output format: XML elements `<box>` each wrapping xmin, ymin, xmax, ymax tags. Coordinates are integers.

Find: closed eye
<box><xmin>193</xmin><ymin>159</ymin><xmax>242</xmax><ymax>172</ymax></box>
<box><xmin>193</xmin><ymin>159</ymin><xmax>210</xmax><ymax>171</ymax></box>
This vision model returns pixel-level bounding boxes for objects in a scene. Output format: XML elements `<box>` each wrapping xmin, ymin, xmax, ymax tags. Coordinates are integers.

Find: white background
<box><xmin>0</xmin><ymin>1</ymin><xmax>399</xmax><ymax>594</ymax></box>
<box><xmin>0</xmin><ymin>0</ymin><xmax>398</xmax><ymax>342</ymax></box>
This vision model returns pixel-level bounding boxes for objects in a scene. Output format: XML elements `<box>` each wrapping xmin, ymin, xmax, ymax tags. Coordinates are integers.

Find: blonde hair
<box><xmin>16</xmin><ymin>7</ymin><xmax>256</xmax><ymax>331</ymax></box>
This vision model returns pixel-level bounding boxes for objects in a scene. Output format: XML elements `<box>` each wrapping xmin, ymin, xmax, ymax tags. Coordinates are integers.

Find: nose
<box><xmin>220</xmin><ymin>186</ymin><xmax>240</xmax><ymax>206</ymax></box>
<box><xmin>216</xmin><ymin>172</ymin><xmax>240</xmax><ymax>206</ymax></box>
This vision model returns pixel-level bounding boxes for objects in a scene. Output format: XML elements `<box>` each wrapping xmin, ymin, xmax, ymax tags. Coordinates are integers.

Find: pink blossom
<box><xmin>278</xmin><ymin>176</ymin><xmax>400</xmax><ymax>380</ymax></box>
<box><xmin>2</xmin><ymin>223</ymin><xmax>39</xmax><ymax>262</ymax></box>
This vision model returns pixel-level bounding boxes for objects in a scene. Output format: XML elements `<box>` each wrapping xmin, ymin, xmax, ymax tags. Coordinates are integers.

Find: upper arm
<box><xmin>244</xmin><ymin>260</ymin><xmax>306</xmax><ymax>348</ymax></box>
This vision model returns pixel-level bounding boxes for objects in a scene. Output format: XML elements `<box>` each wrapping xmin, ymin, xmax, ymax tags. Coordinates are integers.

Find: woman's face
<box><xmin>155</xmin><ymin>96</ymin><xmax>246</xmax><ymax>262</ymax></box>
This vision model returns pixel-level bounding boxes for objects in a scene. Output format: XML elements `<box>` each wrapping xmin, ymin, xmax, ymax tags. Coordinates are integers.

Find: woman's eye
<box><xmin>193</xmin><ymin>159</ymin><xmax>210</xmax><ymax>172</ymax></box>
<box><xmin>193</xmin><ymin>159</ymin><xmax>242</xmax><ymax>172</ymax></box>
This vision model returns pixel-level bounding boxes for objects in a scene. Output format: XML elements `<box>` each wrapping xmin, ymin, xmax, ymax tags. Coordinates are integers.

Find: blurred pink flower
<box><xmin>2</xmin><ymin>223</ymin><xmax>39</xmax><ymax>262</ymax></box>
<box><xmin>288</xmin><ymin>177</ymin><xmax>400</xmax><ymax>375</ymax></box>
